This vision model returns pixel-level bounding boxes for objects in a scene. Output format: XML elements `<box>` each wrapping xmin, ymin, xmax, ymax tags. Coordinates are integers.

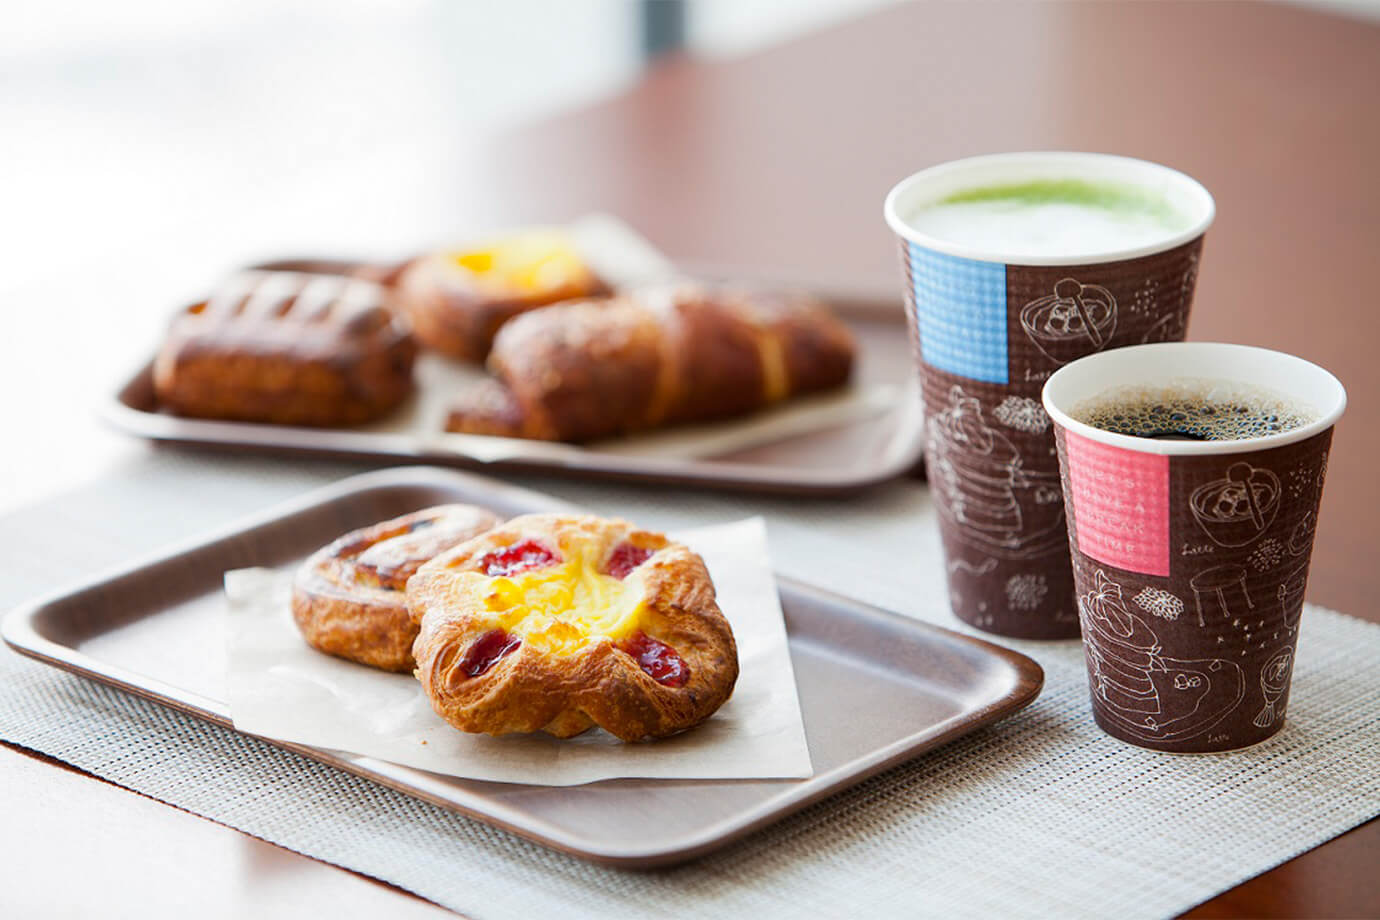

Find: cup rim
<box><xmin>1041</xmin><ymin>342</ymin><xmax>1347</xmax><ymax>456</ymax></box>
<box><xmin>883</xmin><ymin>151</ymin><xmax>1216</xmax><ymax>266</ymax></box>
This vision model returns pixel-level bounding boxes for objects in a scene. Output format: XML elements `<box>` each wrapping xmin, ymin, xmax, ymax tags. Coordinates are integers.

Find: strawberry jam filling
<box><xmin>617</xmin><ymin>631</ymin><xmax>689</xmax><ymax>687</ymax></box>
<box><xmin>605</xmin><ymin>542</ymin><xmax>653</xmax><ymax>579</ymax></box>
<box><xmin>479</xmin><ymin>539</ymin><xmax>559</xmax><ymax>577</ymax></box>
<box><xmin>459</xmin><ymin>629</ymin><xmax>521</xmax><ymax>678</ymax></box>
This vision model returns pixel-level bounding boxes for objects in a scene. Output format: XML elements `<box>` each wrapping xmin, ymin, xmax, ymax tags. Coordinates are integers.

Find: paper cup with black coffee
<box><xmin>1043</xmin><ymin>343</ymin><xmax>1346</xmax><ymax>752</ymax></box>
<box><xmin>884</xmin><ymin>152</ymin><xmax>1215</xmax><ymax>638</ymax></box>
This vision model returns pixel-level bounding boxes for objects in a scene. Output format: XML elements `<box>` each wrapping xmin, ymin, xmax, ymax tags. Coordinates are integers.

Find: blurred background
<box><xmin>3</xmin><ymin>0</ymin><xmax>1376</xmax><ymax>516</ymax></box>
<box><xmin>3</xmin><ymin>0</ymin><xmax>917</xmax><ymax>515</ymax></box>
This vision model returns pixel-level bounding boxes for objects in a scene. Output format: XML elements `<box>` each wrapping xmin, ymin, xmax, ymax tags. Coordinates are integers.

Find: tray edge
<box><xmin>1</xmin><ymin>466</ymin><xmax>1042</xmax><ymax>869</ymax></box>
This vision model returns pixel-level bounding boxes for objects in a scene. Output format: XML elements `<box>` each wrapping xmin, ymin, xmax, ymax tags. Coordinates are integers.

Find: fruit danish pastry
<box><xmin>390</xmin><ymin>230</ymin><xmax>610</xmax><ymax>362</ymax></box>
<box><xmin>443</xmin><ymin>283</ymin><xmax>856</xmax><ymax>442</ymax></box>
<box><xmin>153</xmin><ymin>271</ymin><xmax>416</xmax><ymax>427</ymax></box>
<box><xmin>406</xmin><ymin>514</ymin><xmax>738</xmax><ymax>741</ymax></box>
<box><xmin>292</xmin><ymin>504</ymin><xmax>501</xmax><ymax>672</ymax></box>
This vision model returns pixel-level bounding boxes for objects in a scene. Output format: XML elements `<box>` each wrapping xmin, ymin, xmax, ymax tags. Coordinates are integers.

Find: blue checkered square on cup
<box><xmin>908</xmin><ymin>243</ymin><xmax>1009</xmax><ymax>384</ymax></box>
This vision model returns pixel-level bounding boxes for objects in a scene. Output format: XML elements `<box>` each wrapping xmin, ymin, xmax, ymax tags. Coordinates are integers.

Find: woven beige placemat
<box><xmin>2</xmin><ymin>455</ymin><xmax>1378</xmax><ymax>919</ymax></box>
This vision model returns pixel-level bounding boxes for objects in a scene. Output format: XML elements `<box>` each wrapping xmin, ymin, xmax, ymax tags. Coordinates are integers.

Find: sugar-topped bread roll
<box><xmin>291</xmin><ymin>504</ymin><xmax>501</xmax><ymax>672</ymax></box>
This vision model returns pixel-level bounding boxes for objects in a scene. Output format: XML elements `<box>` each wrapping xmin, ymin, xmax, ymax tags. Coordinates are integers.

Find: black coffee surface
<box><xmin>1072</xmin><ymin>382</ymin><xmax>1315</xmax><ymax>442</ymax></box>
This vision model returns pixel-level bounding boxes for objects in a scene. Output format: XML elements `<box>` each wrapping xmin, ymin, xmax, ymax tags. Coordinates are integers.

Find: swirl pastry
<box><xmin>444</xmin><ymin>283</ymin><xmax>856</xmax><ymax>442</ymax></box>
<box><xmin>390</xmin><ymin>230</ymin><xmax>610</xmax><ymax>362</ymax></box>
<box><xmin>406</xmin><ymin>514</ymin><xmax>738</xmax><ymax>741</ymax></box>
<box><xmin>153</xmin><ymin>271</ymin><xmax>416</xmax><ymax>427</ymax></box>
<box><xmin>292</xmin><ymin>504</ymin><xmax>501</xmax><ymax>672</ymax></box>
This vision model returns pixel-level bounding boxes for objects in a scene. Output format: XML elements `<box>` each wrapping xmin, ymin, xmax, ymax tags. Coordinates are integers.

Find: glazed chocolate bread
<box><xmin>153</xmin><ymin>271</ymin><xmax>416</xmax><ymax>427</ymax></box>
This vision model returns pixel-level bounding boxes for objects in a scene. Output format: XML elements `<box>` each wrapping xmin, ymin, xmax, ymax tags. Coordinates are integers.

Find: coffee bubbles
<box><xmin>1071</xmin><ymin>378</ymin><xmax>1317</xmax><ymax>441</ymax></box>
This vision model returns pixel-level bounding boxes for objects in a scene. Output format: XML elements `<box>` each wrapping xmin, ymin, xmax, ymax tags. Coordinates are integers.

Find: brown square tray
<box><xmin>2</xmin><ymin>466</ymin><xmax>1041</xmax><ymax>867</ymax></box>
<box><xmin>100</xmin><ymin>272</ymin><xmax>924</xmax><ymax>496</ymax></box>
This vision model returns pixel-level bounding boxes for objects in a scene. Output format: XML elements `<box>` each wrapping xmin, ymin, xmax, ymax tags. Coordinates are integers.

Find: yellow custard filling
<box><xmin>478</xmin><ymin>554</ymin><xmax>646</xmax><ymax>655</ymax></box>
<box><xmin>450</xmin><ymin>232</ymin><xmax>592</xmax><ymax>297</ymax></box>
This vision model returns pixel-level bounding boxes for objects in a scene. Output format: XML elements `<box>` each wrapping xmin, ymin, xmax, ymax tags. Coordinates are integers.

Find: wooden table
<box><xmin>465</xmin><ymin>2</ymin><xmax>1380</xmax><ymax>915</ymax></box>
<box><xmin>2</xmin><ymin>2</ymin><xmax>1375</xmax><ymax>916</ymax></box>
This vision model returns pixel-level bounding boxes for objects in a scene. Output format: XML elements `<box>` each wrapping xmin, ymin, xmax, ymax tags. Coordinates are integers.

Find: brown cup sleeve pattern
<box><xmin>1055</xmin><ymin>426</ymin><xmax>1332</xmax><ymax>752</ymax></box>
<box><xmin>899</xmin><ymin>237</ymin><xmax>1204</xmax><ymax>639</ymax></box>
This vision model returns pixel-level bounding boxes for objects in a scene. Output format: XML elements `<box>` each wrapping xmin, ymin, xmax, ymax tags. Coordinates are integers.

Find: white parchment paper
<box><xmin>225</xmin><ymin>518</ymin><xmax>812</xmax><ymax>786</ymax></box>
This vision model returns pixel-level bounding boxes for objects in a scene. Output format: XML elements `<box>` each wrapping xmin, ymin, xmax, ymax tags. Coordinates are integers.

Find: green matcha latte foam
<box><xmin>885</xmin><ymin>152</ymin><xmax>1215</xmax><ymax>265</ymax></box>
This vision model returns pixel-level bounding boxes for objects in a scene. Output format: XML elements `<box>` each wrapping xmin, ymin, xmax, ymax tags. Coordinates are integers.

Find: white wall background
<box><xmin>2</xmin><ymin>0</ymin><xmax>1377</xmax><ymax>514</ymax></box>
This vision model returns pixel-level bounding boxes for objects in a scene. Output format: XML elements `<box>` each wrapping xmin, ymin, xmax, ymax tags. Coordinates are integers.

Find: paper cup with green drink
<box><xmin>883</xmin><ymin>152</ymin><xmax>1215</xmax><ymax>638</ymax></box>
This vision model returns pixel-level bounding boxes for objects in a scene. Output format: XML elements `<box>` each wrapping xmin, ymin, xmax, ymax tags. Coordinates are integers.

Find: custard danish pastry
<box><xmin>390</xmin><ymin>230</ymin><xmax>610</xmax><ymax>362</ymax></box>
<box><xmin>406</xmin><ymin>514</ymin><xmax>738</xmax><ymax>741</ymax></box>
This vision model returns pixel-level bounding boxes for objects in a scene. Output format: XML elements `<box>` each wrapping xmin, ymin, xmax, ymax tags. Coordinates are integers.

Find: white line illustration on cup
<box><xmin>1129</xmin><ymin>277</ymin><xmax>1159</xmax><ymax>317</ymax></box>
<box><xmin>958</xmin><ymin>597</ymin><xmax>994</xmax><ymax>631</ymax></box>
<box><xmin>1133</xmin><ymin>273</ymin><xmax>1190</xmax><ymax>345</ymax></box>
<box><xmin>1179</xmin><ymin>251</ymin><xmax>1200</xmax><ymax>305</ymax></box>
<box><xmin>1020</xmin><ymin>278</ymin><xmax>1118</xmax><ymax>366</ymax></box>
<box><xmin>947</xmin><ymin>557</ymin><xmax>997</xmax><ymax>576</ymax></box>
<box><xmin>1287</xmin><ymin>510</ymin><xmax>1316</xmax><ymax>557</ymax></box>
<box><xmin>1190</xmin><ymin>564</ymin><xmax>1255</xmax><ymax>628</ymax></box>
<box><xmin>1277</xmin><ymin>563</ymin><xmax>1308</xmax><ymax>633</ymax></box>
<box><xmin>1140</xmin><ymin>308</ymin><xmax>1188</xmax><ymax>345</ymax></box>
<box><xmin>1133</xmin><ymin>586</ymin><xmax>1184</xmax><ymax>621</ymax></box>
<box><xmin>1252</xmin><ymin>647</ymin><xmax>1294</xmax><ymax>728</ymax></box>
<box><xmin>1006</xmin><ymin>573</ymin><xmax>1049</xmax><ymax>610</ymax></box>
<box><xmin>926</xmin><ymin>385</ymin><xmax>1066</xmax><ymax>559</ymax></box>
<box><xmin>993</xmin><ymin>395</ymin><xmax>1051</xmax><ymax>434</ymax></box>
<box><xmin>1079</xmin><ymin>570</ymin><xmax>1245</xmax><ymax>743</ymax></box>
<box><xmin>1287</xmin><ymin>465</ymin><xmax>1316</xmax><ymax>501</ymax></box>
<box><xmin>1248</xmin><ymin>538</ymin><xmax>1286</xmax><ymax>573</ymax></box>
<box><xmin>1190</xmin><ymin>462</ymin><xmax>1281</xmax><ymax>548</ymax></box>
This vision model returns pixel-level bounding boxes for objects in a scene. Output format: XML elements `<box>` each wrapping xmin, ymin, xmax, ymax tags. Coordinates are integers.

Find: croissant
<box><xmin>389</xmin><ymin>230</ymin><xmax>610</xmax><ymax>362</ymax></box>
<box><xmin>444</xmin><ymin>284</ymin><xmax>856</xmax><ymax>442</ymax></box>
<box><xmin>291</xmin><ymin>504</ymin><xmax>501</xmax><ymax>671</ymax></box>
<box><xmin>406</xmin><ymin>513</ymin><xmax>738</xmax><ymax>741</ymax></box>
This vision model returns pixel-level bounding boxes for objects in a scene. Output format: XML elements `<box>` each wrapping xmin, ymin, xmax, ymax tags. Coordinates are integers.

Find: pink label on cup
<box><xmin>1065</xmin><ymin>431</ymin><xmax>1170</xmax><ymax>577</ymax></box>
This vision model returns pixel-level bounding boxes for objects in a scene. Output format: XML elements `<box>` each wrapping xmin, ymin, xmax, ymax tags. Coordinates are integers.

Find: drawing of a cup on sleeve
<box><xmin>1253</xmin><ymin>648</ymin><xmax>1294</xmax><ymax>729</ymax></box>
<box><xmin>1277</xmin><ymin>564</ymin><xmax>1309</xmax><ymax>632</ymax></box>
<box><xmin>1190</xmin><ymin>462</ymin><xmax>1281</xmax><ymax>548</ymax></box>
<box><xmin>1020</xmin><ymin>279</ymin><xmax>1118</xmax><ymax>366</ymax></box>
